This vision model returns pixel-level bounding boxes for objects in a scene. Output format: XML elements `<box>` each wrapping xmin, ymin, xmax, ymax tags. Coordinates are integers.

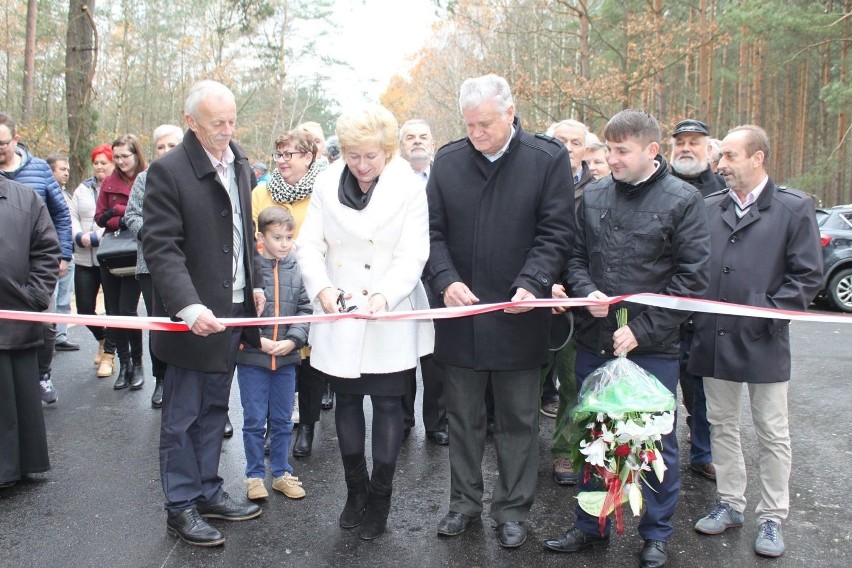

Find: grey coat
<box><xmin>236</xmin><ymin>253</ymin><xmax>310</xmax><ymax>369</ymax></box>
<box><xmin>688</xmin><ymin>181</ymin><xmax>823</xmax><ymax>382</ymax></box>
<box><xmin>123</xmin><ymin>170</ymin><xmax>149</xmax><ymax>275</ymax></box>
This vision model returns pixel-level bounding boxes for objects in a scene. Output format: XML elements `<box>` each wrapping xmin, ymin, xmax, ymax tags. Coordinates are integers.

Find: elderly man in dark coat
<box><xmin>689</xmin><ymin>125</ymin><xmax>823</xmax><ymax>559</ymax></box>
<box><xmin>143</xmin><ymin>80</ymin><xmax>265</xmax><ymax>547</ymax></box>
<box><xmin>425</xmin><ymin>74</ymin><xmax>574</xmax><ymax>549</ymax></box>
<box><xmin>0</xmin><ymin>177</ymin><xmax>60</xmax><ymax>489</ymax></box>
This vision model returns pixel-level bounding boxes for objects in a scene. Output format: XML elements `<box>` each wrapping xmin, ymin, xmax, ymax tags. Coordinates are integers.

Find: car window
<box><xmin>816</xmin><ymin>210</ymin><xmax>830</xmax><ymax>226</ymax></box>
<box><xmin>842</xmin><ymin>213</ymin><xmax>852</xmax><ymax>229</ymax></box>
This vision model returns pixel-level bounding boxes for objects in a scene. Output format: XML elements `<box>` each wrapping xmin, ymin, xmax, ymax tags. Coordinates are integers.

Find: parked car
<box><xmin>816</xmin><ymin>204</ymin><xmax>852</xmax><ymax>312</ymax></box>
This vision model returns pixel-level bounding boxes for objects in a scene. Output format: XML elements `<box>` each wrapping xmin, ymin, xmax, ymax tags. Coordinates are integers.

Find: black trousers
<box><xmin>297</xmin><ymin>357</ymin><xmax>324</xmax><ymax>425</ymax></box>
<box><xmin>159</xmin><ymin>304</ymin><xmax>243</xmax><ymax>514</ymax></box>
<box><xmin>138</xmin><ymin>273</ymin><xmax>168</xmax><ymax>379</ymax></box>
<box><xmin>99</xmin><ymin>267</ymin><xmax>143</xmax><ymax>361</ymax></box>
<box><xmin>73</xmin><ymin>265</ymin><xmax>113</xmax><ymax>351</ymax></box>
<box><xmin>403</xmin><ymin>354</ymin><xmax>447</xmax><ymax>432</ymax></box>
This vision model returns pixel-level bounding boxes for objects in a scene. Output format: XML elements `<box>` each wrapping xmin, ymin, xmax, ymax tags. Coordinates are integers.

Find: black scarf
<box><xmin>337</xmin><ymin>166</ymin><xmax>377</xmax><ymax>211</ymax></box>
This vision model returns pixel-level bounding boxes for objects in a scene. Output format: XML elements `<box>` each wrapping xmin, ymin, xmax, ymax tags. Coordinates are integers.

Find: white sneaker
<box><xmin>40</xmin><ymin>375</ymin><xmax>58</xmax><ymax>404</ymax></box>
<box><xmin>291</xmin><ymin>396</ymin><xmax>300</xmax><ymax>424</ymax></box>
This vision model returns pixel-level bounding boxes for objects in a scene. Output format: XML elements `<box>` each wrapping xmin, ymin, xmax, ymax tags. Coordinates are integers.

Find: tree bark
<box><xmin>22</xmin><ymin>0</ymin><xmax>37</xmax><ymax>122</ymax></box>
<box><xmin>65</xmin><ymin>0</ymin><xmax>97</xmax><ymax>191</ymax></box>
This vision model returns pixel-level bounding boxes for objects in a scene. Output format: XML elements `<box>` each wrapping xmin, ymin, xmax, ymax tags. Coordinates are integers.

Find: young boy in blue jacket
<box><xmin>237</xmin><ymin>206</ymin><xmax>311</xmax><ymax>501</ymax></box>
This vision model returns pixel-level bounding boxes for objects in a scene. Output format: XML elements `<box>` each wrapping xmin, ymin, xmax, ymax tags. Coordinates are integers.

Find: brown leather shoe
<box><xmin>690</xmin><ymin>462</ymin><xmax>716</xmax><ymax>480</ymax></box>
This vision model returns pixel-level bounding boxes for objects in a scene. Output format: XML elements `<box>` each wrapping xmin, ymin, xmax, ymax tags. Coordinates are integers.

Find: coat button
<box><xmin>223</xmin><ymin>280</ymin><xmax>231</xmax><ymax>288</ymax></box>
<box><xmin>606</xmin><ymin>267</ymin><xmax>611</xmax><ymax>272</ymax></box>
<box><xmin>365</xmin><ymin>264</ymin><xmax>371</xmax><ymax>270</ymax></box>
<box><xmin>362</xmin><ymin>289</ymin><xmax>369</xmax><ymax>296</ymax></box>
<box><xmin>600</xmin><ymin>349</ymin><xmax>606</xmax><ymax>355</ymax></box>
<box><xmin>222</xmin><ymin>210</ymin><xmax>228</xmax><ymax>217</ymax></box>
<box><xmin>720</xmin><ymin>298</ymin><xmax>727</xmax><ymax>302</ymax></box>
<box><xmin>722</xmin><ymin>266</ymin><xmax>731</xmax><ymax>273</ymax></box>
<box><xmin>540</xmin><ymin>276</ymin><xmax>548</xmax><ymax>284</ymax></box>
<box><xmin>223</xmin><ymin>245</ymin><xmax>230</xmax><ymax>253</ymax></box>
<box><xmin>730</xmin><ymin>236</ymin><xmax>739</xmax><ymax>243</ymax></box>
<box><xmin>717</xmin><ymin>329</ymin><xmax>725</xmax><ymax>336</ymax></box>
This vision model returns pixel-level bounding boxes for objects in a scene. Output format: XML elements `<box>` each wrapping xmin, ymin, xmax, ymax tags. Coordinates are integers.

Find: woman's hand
<box><xmin>269</xmin><ymin>339</ymin><xmax>296</xmax><ymax>357</ymax></box>
<box><xmin>366</xmin><ymin>293</ymin><xmax>387</xmax><ymax>314</ymax></box>
<box><xmin>318</xmin><ymin>287</ymin><xmax>341</xmax><ymax>314</ymax></box>
<box><xmin>81</xmin><ymin>233</ymin><xmax>92</xmax><ymax>248</ymax></box>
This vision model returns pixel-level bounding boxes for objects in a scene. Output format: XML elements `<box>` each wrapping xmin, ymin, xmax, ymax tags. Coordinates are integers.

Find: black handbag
<box><xmin>96</xmin><ymin>228</ymin><xmax>138</xmax><ymax>276</ymax></box>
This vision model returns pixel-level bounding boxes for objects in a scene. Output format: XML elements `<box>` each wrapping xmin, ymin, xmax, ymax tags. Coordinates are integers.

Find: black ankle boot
<box><xmin>151</xmin><ymin>376</ymin><xmax>163</xmax><ymax>408</ymax></box>
<box><xmin>339</xmin><ymin>454</ymin><xmax>369</xmax><ymax>529</ymax></box>
<box><xmin>321</xmin><ymin>383</ymin><xmax>334</xmax><ymax>410</ymax></box>
<box><xmin>114</xmin><ymin>359</ymin><xmax>131</xmax><ymax>389</ymax></box>
<box><xmin>292</xmin><ymin>423</ymin><xmax>315</xmax><ymax>457</ymax></box>
<box><xmin>359</xmin><ymin>461</ymin><xmax>395</xmax><ymax>540</ymax></box>
<box><xmin>129</xmin><ymin>360</ymin><xmax>144</xmax><ymax>390</ymax></box>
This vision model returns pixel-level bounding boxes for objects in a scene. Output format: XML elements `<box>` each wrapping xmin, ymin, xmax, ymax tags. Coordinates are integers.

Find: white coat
<box><xmin>297</xmin><ymin>157</ymin><xmax>434</xmax><ymax>378</ymax></box>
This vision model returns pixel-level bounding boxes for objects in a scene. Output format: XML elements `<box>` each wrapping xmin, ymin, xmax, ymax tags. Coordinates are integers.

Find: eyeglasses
<box><xmin>337</xmin><ymin>289</ymin><xmax>357</xmax><ymax>313</ymax></box>
<box><xmin>272</xmin><ymin>151</ymin><xmax>306</xmax><ymax>161</ymax></box>
<box><xmin>0</xmin><ymin>138</ymin><xmax>14</xmax><ymax>148</ymax></box>
<box><xmin>114</xmin><ymin>153</ymin><xmax>135</xmax><ymax>161</ymax></box>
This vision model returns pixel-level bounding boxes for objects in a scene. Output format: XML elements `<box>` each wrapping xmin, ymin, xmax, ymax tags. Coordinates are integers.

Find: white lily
<box><xmin>628</xmin><ymin>482</ymin><xmax>643</xmax><ymax>516</ymax></box>
<box><xmin>651</xmin><ymin>448</ymin><xmax>667</xmax><ymax>482</ymax></box>
<box><xmin>579</xmin><ymin>437</ymin><xmax>607</xmax><ymax>468</ymax></box>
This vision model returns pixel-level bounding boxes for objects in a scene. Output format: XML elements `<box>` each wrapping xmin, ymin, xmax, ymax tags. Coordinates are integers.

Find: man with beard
<box><xmin>670</xmin><ymin>119</ymin><xmax>725</xmax><ymax>196</ymax></box>
<box><xmin>544</xmin><ymin>109</ymin><xmax>710</xmax><ymax>568</ymax></box>
<box><xmin>398</xmin><ymin>119</ymin><xmax>448</xmax><ymax>445</ymax></box>
<box><xmin>669</xmin><ymin>119</ymin><xmax>725</xmax><ymax>483</ymax></box>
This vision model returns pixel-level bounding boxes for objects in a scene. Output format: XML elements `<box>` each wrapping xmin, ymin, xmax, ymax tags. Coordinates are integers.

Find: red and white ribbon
<box><xmin>1</xmin><ymin>293</ymin><xmax>850</xmax><ymax>331</ymax></box>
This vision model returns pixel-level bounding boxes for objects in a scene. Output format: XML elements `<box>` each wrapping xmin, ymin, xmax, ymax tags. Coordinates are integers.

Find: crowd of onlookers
<box><xmin>0</xmin><ymin>72</ymin><xmax>823</xmax><ymax>567</ymax></box>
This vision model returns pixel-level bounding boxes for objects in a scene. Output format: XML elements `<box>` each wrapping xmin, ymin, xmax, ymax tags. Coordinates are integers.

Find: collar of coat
<box><xmin>181</xmin><ymin>129</ymin><xmax>249</xmax><ymax>182</ymax></box>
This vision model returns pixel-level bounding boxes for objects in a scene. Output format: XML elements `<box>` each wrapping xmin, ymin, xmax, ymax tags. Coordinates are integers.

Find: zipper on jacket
<box><xmin>271</xmin><ymin>259</ymin><xmax>279</xmax><ymax>371</ymax></box>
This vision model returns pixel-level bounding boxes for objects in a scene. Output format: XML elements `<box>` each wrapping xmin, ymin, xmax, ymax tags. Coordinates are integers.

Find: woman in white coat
<box><xmin>297</xmin><ymin>104</ymin><xmax>433</xmax><ymax>541</ymax></box>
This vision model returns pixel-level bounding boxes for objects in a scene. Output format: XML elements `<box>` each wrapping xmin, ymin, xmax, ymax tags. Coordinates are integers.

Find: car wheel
<box><xmin>828</xmin><ymin>268</ymin><xmax>852</xmax><ymax>313</ymax></box>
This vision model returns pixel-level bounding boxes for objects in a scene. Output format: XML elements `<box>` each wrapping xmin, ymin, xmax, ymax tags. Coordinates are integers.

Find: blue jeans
<box><xmin>53</xmin><ymin>262</ymin><xmax>75</xmax><ymax>342</ymax></box>
<box><xmin>679</xmin><ymin>337</ymin><xmax>712</xmax><ymax>466</ymax></box>
<box><xmin>574</xmin><ymin>350</ymin><xmax>681</xmax><ymax>542</ymax></box>
<box><xmin>237</xmin><ymin>362</ymin><xmax>297</xmax><ymax>479</ymax></box>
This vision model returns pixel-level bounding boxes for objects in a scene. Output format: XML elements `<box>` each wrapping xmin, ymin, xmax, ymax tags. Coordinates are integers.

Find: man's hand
<box><xmin>190</xmin><ymin>309</ymin><xmax>227</xmax><ymax>337</ymax></box>
<box><xmin>551</xmin><ymin>283</ymin><xmax>568</xmax><ymax>314</ymax></box>
<box><xmin>443</xmin><ymin>282</ymin><xmax>479</xmax><ymax>307</ymax></box>
<box><xmin>59</xmin><ymin>259</ymin><xmax>69</xmax><ymax>278</ymax></box>
<box><xmin>587</xmin><ymin>290</ymin><xmax>609</xmax><ymax>318</ymax></box>
<box><xmin>366</xmin><ymin>293</ymin><xmax>387</xmax><ymax>314</ymax></box>
<box><xmin>613</xmin><ymin>325</ymin><xmax>638</xmax><ymax>357</ymax></box>
<box><xmin>504</xmin><ymin>287</ymin><xmax>535</xmax><ymax>313</ymax></box>
<box><xmin>253</xmin><ymin>291</ymin><xmax>265</xmax><ymax>316</ymax></box>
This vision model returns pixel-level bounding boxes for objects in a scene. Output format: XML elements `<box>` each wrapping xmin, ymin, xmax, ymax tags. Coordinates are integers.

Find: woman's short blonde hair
<box><xmin>335</xmin><ymin>104</ymin><xmax>399</xmax><ymax>161</ymax></box>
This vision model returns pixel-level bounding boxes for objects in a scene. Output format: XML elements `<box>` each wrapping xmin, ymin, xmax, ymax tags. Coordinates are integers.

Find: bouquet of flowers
<box><xmin>568</xmin><ymin>309</ymin><xmax>676</xmax><ymax>536</ymax></box>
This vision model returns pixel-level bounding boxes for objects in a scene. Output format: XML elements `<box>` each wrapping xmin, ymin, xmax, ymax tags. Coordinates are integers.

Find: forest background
<box><xmin>2</xmin><ymin>0</ymin><xmax>850</xmax><ymax>205</ymax></box>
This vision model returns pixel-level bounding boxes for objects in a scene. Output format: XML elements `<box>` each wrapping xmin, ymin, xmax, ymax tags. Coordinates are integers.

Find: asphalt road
<box><xmin>1</xmin><ymin>316</ymin><xmax>850</xmax><ymax>568</ymax></box>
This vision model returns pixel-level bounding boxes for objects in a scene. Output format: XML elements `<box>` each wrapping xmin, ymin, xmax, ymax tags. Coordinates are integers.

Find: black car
<box><xmin>816</xmin><ymin>205</ymin><xmax>852</xmax><ymax>312</ymax></box>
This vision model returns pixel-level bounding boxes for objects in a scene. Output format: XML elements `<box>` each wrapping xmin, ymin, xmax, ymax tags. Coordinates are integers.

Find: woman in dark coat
<box><xmin>0</xmin><ymin>177</ymin><xmax>60</xmax><ymax>489</ymax></box>
<box><xmin>95</xmin><ymin>134</ymin><xmax>147</xmax><ymax>390</ymax></box>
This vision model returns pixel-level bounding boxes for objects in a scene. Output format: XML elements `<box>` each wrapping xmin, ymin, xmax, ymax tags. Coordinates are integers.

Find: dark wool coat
<box><xmin>424</xmin><ymin>119</ymin><xmax>575</xmax><ymax>370</ymax></box>
<box><xmin>688</xmin><ymin>181</ymin><xmax>823</xmax><ymax>383</ymax></box>
<box><xmin>0</xmin><ymin>177</ymin><xmax>59</xmax><ymax>485</ymax></box>
<box><xmin>0</xmin><ymin>177</ymin><xmax>60</xmax><ymax>348</ymax></box>
<box><xmin>142</xmin><ymin>130</ymin><xmax>263</xmax><ymax>373</ymax></box>
<box><xmin>671</xmin><ymin>167</ymin><xmax>726</xmax><ymax>197</ymax></box>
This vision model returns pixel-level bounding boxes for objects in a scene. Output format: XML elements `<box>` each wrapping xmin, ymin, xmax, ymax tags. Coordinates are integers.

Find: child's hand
<box><xmin>260</xmin><ymin>337</ymin><xmax>276</xmax><ymax>353</ymax></box>
<box><xmin>268</xmin><ymin>339</ymin><xmax>296</xmax><ymax>357</ymax></box>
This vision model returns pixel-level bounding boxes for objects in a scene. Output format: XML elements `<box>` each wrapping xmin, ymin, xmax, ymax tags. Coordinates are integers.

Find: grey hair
<box><xmin>546</xmin><ymin>119</ymin><xmax>589</xmax><ymax>138</ymax></box>
<box><xmin>458</xmin><ymin>74</ymin><xmax>514</xmax><ymax>115</ymax></box>
<box><xmin>152</xmin><ymin>124</ymin><xmax>184</xmax><ymax>143</ymax></box>
<box><xmin>184</xmin><ymin>80</ymin><xmax>234</xmax><ymax>119</ymax></box>
<box><xmin>398</xmin><ymin>119</ymin><xmax>432</xmax><ymax>142</ymax></box>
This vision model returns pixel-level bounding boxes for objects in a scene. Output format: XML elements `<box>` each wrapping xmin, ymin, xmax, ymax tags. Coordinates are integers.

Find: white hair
<box><xmin>152</xmin><ymin>124</ymin><xmax>184</xmax><ymax>143</ymax></box>
<box><xmin>546</xmin><ymin>119</ymin><xmax>589</xmax><ymax>138</ymax></box>
<box><xmin>398</xmin><ymin>119</ymin><xmax>432</xmax><ymax>142</ymax></box>
<box><xmin>458</xmin><ymin>74</ymin><xmax>514</xmax><ymax>115</ymax></box>
<box><xmin>184</xmin><ymin>80</ymin><xmax>234</xmax><ymax>118</ymax></box>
